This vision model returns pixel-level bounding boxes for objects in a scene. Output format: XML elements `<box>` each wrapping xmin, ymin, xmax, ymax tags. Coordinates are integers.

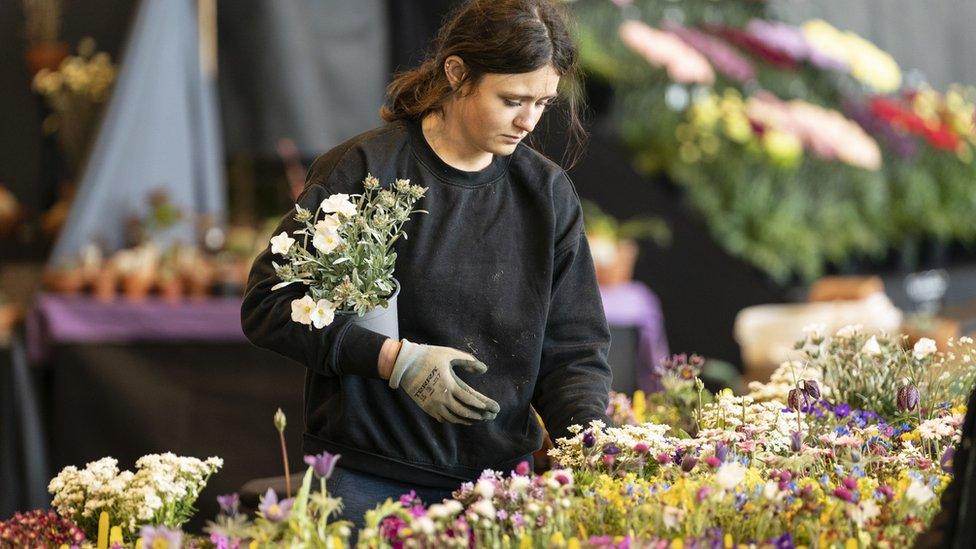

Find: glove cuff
<box><xmin>389</xmin><ymin>338</ymin><xmax>423</xmax><ymax>389</ymax></box>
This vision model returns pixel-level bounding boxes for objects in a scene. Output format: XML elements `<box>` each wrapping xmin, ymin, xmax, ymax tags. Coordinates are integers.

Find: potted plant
<box><xmin>271</xmin><ymin>174</ymin><xmax>427</xmax><ymax>338</ymax></box>
<box><xmin>582</xmin><ymin>200</ymin><xmax>670</xmax><ymax>287</ymax></box>
<box><xmin>23</xmin><ymin>0</ymin><xmax>68</xmax><ymax>75</ymax></box>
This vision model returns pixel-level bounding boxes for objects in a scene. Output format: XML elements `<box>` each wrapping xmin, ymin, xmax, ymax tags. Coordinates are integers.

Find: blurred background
<box><xmin>1</xmin><ymin>0</ymin><xmax>975</xmax><ymax>531</ymax></box>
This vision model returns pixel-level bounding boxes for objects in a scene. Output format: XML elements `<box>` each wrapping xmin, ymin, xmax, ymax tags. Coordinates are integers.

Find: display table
<box><xmin>600</xmin><ymin>281</ymin><xmax>670</xmax><ymax>393</ymax></box>
<box><xmin>7</xmin><ymin>286</ymin><xmax>666</xmax><ymax>529</ymax></box>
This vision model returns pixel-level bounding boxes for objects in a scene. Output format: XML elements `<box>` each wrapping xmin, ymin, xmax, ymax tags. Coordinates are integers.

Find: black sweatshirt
<box><xmin>241</xmin><ymin>118</ymin><xmax>612</xmax><ymax>488</ymax></box>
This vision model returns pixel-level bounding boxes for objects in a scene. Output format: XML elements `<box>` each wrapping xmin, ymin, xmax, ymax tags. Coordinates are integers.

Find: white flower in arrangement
<box><xmin>412</xmin><ymin>515</ymin><xmax>436</xmax><ymax>535</ymax></box>
<box><xmin>862</xmin><ymin>335</ymin><xmax>882</xmax><ymax>355</ymax></box>
<box><xmin>847</xmin><ymin>498</ymin><xmax>881</xmax><ymax>527</ymax></box>
<box><xmin>918</xmin><ymin>417</ymin><xmax>955</xmax><ymax>440</ymax></box>
<box><xmin>905</xmin><ymin>479</ymin><xmax>935</xmax><ymax>505</ymax></box>
<box><xmin>320</xmin><ymin>193</ymin><xmax>358</xmax><ymax>218</ymax></box>
<box><xmin>470</xmin><ymin>498</ymin><xmax>496</xmax><ymax>519</ymax></box>
<box><xmin>310</xmin><ymin>299</ymin><xmax>336</xmax><ymax>329</ymax></box>
<box><xmin>662</xmin><ymin>505</ymin><xmax>685</xmax><ymax>530</ymax></box>
<box><xmin>715</xmin><ymin>462</ymin><xmax>747</xmax><ymax>490</ymax></box>
<box><xmin>290</xmin><ymin>295</ymin><xmax>316</xmax><ymax>325</ymax></box>
<box><xmin>802</xmin><ymin>323</ymin><xmax>827</xmax><ymax>339</ymax></box>
<box><xmin>270</xmin><ymin>231</ymin><xmax>295</xmax><ymax>255</ymax></box>
<box><xmin>835</xmin><ymin>324</ymin><xmax>863</xmax><ymax>338</ymax></box>
<box><xmin>913</xmin><ymin>338</ymin><xmax>938</xmax><ymax>359</ymax></box>
<box><xmin>312</xmin><ymin>225</ymin><xmax>343</xmax><ymax>254</ymax></box>
<box><xmin>474</xmin><ymin>478</ymin><xmax>496</xmax><ymax>499</ymax></box>
<box><xmin>315</xmin><ymin>215</ymin><xmax>342</xmax><ymax>234</ymax></box>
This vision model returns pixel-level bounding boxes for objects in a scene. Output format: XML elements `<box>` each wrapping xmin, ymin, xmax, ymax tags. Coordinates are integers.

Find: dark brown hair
<box><xmin>381</xmin><ymin>0</ymin><xmax>587</xmax><ymax>169</ymax></box>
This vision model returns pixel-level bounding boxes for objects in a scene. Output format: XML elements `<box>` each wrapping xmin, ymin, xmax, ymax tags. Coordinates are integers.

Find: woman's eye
<box><xmin>504</xmin><ymin>99</ymin><xmax>521</xmax><ymax>107</ymax></box>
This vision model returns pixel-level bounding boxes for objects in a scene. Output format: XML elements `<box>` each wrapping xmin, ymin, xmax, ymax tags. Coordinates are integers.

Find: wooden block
<box><xmin>808</xmin><ymin>276</ymin><xmax>884</xmax><ymax>302</ymax></box>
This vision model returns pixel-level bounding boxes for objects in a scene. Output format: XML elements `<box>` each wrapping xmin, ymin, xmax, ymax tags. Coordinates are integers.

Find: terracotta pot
<box><xmin>157</xmin><ymin>276</ymin><xmax>184</xmax><ymax>303</ymax></box>
<box><xmin>122</xmin><ymin>271</ymin><xmax>154</xmax><ymax>302</ymax></box>
<box><xmin>183</xmin><ymin>264</ymin><xmax>215</xmax><ymax>299</ymax></box>
<box><xmin>92</xmin><ymin>267</ymin><xmax>119</xmax><ymax>302</ymax></box>
<box><xmin>25</xmin><ymin>41</ymin><xmax>70</xmax><ymax>75</ymax></box>
<box><xmin>594</xmin><ymin>239</ymin><xmax>639</xmax><ymax>287</ymax></box>
<box><xmin>0</xmin><ymin>304</ymin><xmax>23</xmax><ymax>340</ymax></box>
<box><xmin>43</xmin><ymin>267</ymin><xmax>85</xmax><ymax>295</ymax></box>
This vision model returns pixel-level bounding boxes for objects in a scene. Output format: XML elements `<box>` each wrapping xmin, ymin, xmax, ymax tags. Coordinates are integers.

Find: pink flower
<box><xmin>618</xmin><ymin>20</ymin><xmax>715</xmax><ymax>85</ymax></box>
<box><xmin>515</xmin><ymin>461</ymin><xmax>530</xmax><ymax>476</ymax></box>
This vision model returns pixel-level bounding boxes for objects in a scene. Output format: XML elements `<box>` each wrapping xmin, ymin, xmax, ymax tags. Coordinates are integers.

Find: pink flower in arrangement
<box><xmin>747</xmin><ymin>93</ymin><xmax>882</xmax><ymax>170</ymax></box>
<box><xmin>618</xmin><ymin>20</ymin><xmax>715</xmax><ymax>85</ymax></box>
<box><xmin>663</xmin><ymin>21</ymin><xmax>756</xmax><ymax>83</ymax></box>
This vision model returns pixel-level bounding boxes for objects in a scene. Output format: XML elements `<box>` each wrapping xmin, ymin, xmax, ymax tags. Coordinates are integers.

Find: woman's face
<box><xmin>449</xmin><ymin>63</ymin><xmax>561</xmax><ymax>157</ymax></box>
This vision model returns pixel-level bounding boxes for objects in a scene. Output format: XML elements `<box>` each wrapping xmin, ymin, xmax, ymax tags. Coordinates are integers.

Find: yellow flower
<box><xmin>762</xmin><ymin>130</ymin><xmax>803</xmax><ymax>166</ymax></box>
<box><xmin>632</xmin><ymin>390</ymin><xmax>647</xmax><ymax>419</ymax></box>
<box><xmin>724</xmin><ymin>533</ymin><xmax>734</xmax><ymax>548</ymax></box>
<box><xmin>550</xmin><ymin>531</ymin><xmax>566</xmax><ymax>546</ymax></box>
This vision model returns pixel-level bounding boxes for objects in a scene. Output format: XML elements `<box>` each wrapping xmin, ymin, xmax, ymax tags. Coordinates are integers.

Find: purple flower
<box><xmin>715</xmin><ymin>441</ymin><xmax>729</xmax><ymax>462</ymax></box>
<box><xmin>217</xmin><ymin>493</ymin><xmax>239</xmax><ymax>516</ymax></box>
<box><xmin>941</xmin><ymin>447</ymin><xmax>956</xmax><ymax>474</ymax></box>
<box><xmin>582</xmin><ymin>431</ymin><xmax>596</xmax><ymax>448</ymax></box>
<box><xmin>258</xmin><ymin>488</ymin><xmax>294</xmax><ymax>522</ymax></box>
<box><xmin>139</xmin><ymin>526</ymin><xmax>183</xmax><ymax>548</ymax></box>
<box><xmin>633</xmin><ymin>442</ymin><xmax>650</xmax><ymax>454</ymax></box>
<box><xmin>399</xmin><ymin>490</ymin><xmax>417</xmax><ymax>506</ymax></box>
<box><xmin>790</xmin><ymin>431</ymin><xmax>803</xmax><ymax>453</ymax></box>
<box><xmin>656</xmin><ymin>452</ymin><xmax>672</xmax><ymax>465</ymax></box>
<box><xmin>603</xmin><ymin>443</ymin><xmax>621</xmax><ymax>456</ymax></box>
<box><xmin>680</xmin><ymin>454</ymin><xmax>698</xmax><ymax>472</ymax></box>
<box><xmin>897</xmin><ymin>385</ymin><xmax>920</xmax><ymax>412</ymax></box>
<box><xmin>696</xmin><ymin>486</ymin><xmax>713</xmax><ymax>502</ymax></box>
<box><xmin>802</xmin><ymin>380</ymin><xmax>821</xmax><ymax>400</ymax></box>
<box><xmin>833</xmin><ymin>487</ymin><xmax>855</xmax><ymax>502</ymax></box>
<box><xmin>303</xmin><ymin>450</ymin><xmax>341</xmax><ymax>479</ymax></box>
<box><xmin>833</xmin><ymin>403</ymin><xmax>852</xmax><ymax>418</ymax></box>
<box><xmin>787</xmin><ymin>389</ymin><xmax>802</xmax><ymax>411</ymax></box>
<box><xmin>663</xmin><ymin>21</ymin><xmax>756</xmax><ymax>83</ymax></box>
<box><xmin>842</xmin><ymin>477</ymin><xmax>858</xmax><ymax>491</ymax></box>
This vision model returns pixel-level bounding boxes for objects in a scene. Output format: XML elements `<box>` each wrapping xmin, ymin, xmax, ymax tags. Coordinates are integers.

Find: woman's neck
<box><xmin>421</xmin><ymin>112</ymin><xmax>493</xmax><ymax>172</ymax></box>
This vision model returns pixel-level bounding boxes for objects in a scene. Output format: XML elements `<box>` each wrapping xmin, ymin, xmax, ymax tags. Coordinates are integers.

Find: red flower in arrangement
<box><xmin>869</xmin><ymin>97</ymin><xmax>928</xmax><ymax>134</ymax></box>
<box><xmin>704</xmin><ymin>24</ymin><xmax>801</xmax><ymax>69</ymax></box>
<box><xmin>923</xmin><ymin>125</ymin><xmax>961</xmax><ymax>151</ymax></box>
<box><xmin>0</xmin><ymin>510</ymin><xmax>86</xmax><ymax>547</ymax></box>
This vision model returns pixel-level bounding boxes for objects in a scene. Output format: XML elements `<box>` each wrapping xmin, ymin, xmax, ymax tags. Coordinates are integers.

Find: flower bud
<box><xmin>787</xmin><ymin>389</ymin><xmax>802</xmax><ymax>411</ymax></box>
<box><xmin>273</xmin><ymin>408</ymin><xmax>287</xmax><ymax>432</ymax></box>
<box><xmin>680</xmin><ymin>454</ymin><xmax>698</xmax><ymax>473</ymax></box>
<box><xmin>633</xmin><ymin>443</ymin><xmax>650</xmax><ymax>455</ymax></box>
<box><xmin>714</xmin><ymin>442</ymin><xmax>729</xmax><ymax>462</ymax></box>
<box><xmin>790</xmin><ymin>431</ymin><xmax>802</xmax><ymax>453</ymax></box>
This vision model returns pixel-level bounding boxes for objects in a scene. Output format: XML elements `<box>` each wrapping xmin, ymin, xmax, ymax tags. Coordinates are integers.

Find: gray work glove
<box><xmin>389</xmin><ymin>339</ymin><xmax>501</xmax><ymax>425</ymax></box>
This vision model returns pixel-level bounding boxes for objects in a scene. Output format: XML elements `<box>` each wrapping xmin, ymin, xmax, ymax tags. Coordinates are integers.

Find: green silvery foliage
<box><xmin>274</xmin><ymin>175</ymin><xmax>427</xmax><ymax>316</ymax></box>
<box><xmin>795</xmin><ymin>329</ymin><xmax>976</xmax><ymax>421</ymax></box>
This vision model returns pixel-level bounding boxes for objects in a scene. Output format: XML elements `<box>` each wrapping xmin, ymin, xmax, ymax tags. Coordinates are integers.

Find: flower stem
<box><xmin>279</xmin><ymin>429</ymin><xmax>291</xmax><ymax>498</ymax></box>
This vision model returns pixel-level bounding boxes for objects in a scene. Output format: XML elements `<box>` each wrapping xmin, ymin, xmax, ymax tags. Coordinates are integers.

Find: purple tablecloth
<box><xmin>26</xmin><ymin>285</ymin><xmax>669</xmax><ymax>391</ymax></box>
<box><xmin>600</xmin><ymin>281</ymin><xmax>670</xmax><ymax>393</ymax></box>
<box><xmin>26</xmin><ymin>294</ymin><xmax>248</xmax><ymax>364</ymax></box>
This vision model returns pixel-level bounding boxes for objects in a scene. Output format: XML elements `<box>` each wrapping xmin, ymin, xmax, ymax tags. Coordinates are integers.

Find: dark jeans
<box><xmin>326</xmin><ymin>466</ymin><xmax>456</xmax><ymax>534</ymax></box>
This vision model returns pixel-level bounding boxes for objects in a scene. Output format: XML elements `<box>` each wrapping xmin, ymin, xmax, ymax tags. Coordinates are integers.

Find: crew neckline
<box><xmin>404</xmin><ymin>118</ymin><xmax>508</xmax><ymax>187</ymax></box>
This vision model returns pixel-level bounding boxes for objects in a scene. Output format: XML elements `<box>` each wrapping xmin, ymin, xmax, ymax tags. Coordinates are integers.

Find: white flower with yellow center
<box><xmin>290</xmin><ymin>295</ymin><xmax>316</xmax><ymax>325</ymax></box>
<box><xmin>270</xmin><ymin>232</ymin><xmax>295</xmax><ymax>255</ymax></box>
<box><xmin>310</xmin><ymin>299</ymin><xmax>335</xmax><ymax>329</ymax></box>
<box><xmin>320</xmin><ymin>193</ymin><xmax>357</xmax><ymax>218</ymax></box>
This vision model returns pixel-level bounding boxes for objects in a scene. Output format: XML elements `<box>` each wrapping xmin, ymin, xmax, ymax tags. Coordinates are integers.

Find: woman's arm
<box><xmin>241</xmin><ymin>182</ymin><xmax>391</xmax><ymax>379</ymax></box>
<box><xmin>532</xmin><ymin>179</ymin><xmax>613</xmax><ymax>441</ymax></box>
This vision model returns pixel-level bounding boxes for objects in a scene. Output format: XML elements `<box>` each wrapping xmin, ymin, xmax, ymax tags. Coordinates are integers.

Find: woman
<box><xmin>242</xmin><ymin>0</ymin><xmax>612</xmax><ymax>528</ymax></box>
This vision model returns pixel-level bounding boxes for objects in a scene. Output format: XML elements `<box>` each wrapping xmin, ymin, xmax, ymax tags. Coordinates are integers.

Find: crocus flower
<box><xmin>680</xmin><ymin>454</ymin><xmax>698</xmax><ymax>472</ymax></box>
<box><xmin>304</xmin><ymin>450</ymin><xmax>341</xmax><ymax>479</ymax></box>
<box><xmin>139</xmin><ymin>526</ymin><xmax>183</xmax><ymax>548</ymax></box>
<box><xmin>258</xmin><ymin>488</ymin><xmax>294</xmax><ymax>523</ymax></box>
<box><xmin>582</xmin><ymin>431</ymin><xmax>596</xmax><ymax>448</ymax></box>
<box><xmin>790</xmin><ymin>431</ymin><xmax>803</xmax><ymax>453</ymax></box>
<box><xmin>217</xmin><ymin>493</ymin><xmax>240</xmax><ymax>516</ymax></box>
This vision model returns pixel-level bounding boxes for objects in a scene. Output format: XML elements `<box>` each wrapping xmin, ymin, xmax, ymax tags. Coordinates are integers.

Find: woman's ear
<box><xmin>444</xmin><ymin>55</ymin><xmax>467</xmax><ymax>91</ymax></box>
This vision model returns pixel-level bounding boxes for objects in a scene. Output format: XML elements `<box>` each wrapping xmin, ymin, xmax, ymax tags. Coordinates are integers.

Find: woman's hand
<box><xmin>388</xmin><ymin>339</ymin><xmax>501</xmax><ymax>424</ymax></box>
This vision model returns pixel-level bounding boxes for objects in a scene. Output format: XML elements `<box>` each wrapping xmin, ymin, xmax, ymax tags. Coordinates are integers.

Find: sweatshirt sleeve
<box><xmin>532</xmin><ymin>175</ymin><xmax>613</xmax><ymax>442</ymax></box>
<box><xmin>240</xmin><ymin>166</ymin><xmax>388</xmax><ymax>379</ymax></box>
